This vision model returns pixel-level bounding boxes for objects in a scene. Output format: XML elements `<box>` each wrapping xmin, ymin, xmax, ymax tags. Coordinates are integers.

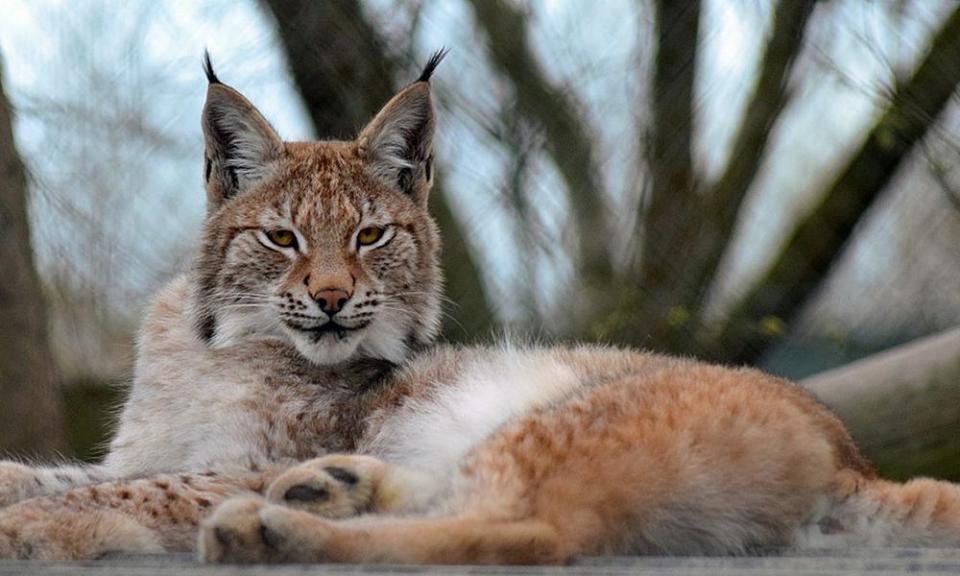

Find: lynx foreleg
<box><xmin>200</xmin><ymin>497</ymin><xmax>565</xmax><ymax>565</ymax></box>
<box><xmin>0</xmin><ymin>461</ymin><xmax>111</xmax><ymax>508</ymax></box>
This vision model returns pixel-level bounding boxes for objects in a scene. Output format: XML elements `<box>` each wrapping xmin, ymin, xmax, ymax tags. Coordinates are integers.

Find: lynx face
<box><xmin>190</xmin><ymin>55</ymin><xmax>444</xmax><ymax>365</ymax></box>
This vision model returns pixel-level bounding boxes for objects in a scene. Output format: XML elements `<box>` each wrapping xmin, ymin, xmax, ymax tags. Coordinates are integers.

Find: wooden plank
<box><xmin>802</xmin><ymin>328</ymin><xmax>960</xmax><ymax>403</ymax></box>
<box><xmin>4</xmin><ymin>549</ymin><xmax>960</xmax><ymax>576</ymax></box>
<box><xmin>800</xmin><ymin>328</ymin><xmax>960</xmax><ymax>481</ymax></box>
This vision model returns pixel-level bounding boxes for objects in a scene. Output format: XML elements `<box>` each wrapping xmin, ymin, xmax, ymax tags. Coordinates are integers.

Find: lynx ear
<box><xmin>358</xmin><ymin>51</ymin><xmax>446</xmax><ymax>207</ymax></box>
<box><xmin>201</xmin><ymin>53</ymin><xmax>283</xmax><ymax>210</ymax></box>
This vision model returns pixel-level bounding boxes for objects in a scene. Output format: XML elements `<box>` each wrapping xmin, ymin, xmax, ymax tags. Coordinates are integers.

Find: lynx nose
<box><xmin>313</xmin><ymin>288</ymin><xmax>351</xmax><ymax>314</ymax></box>
<box><xmin>305</xmin><ymin>273</ymin><xmax>354</xmax><ymax>315</ymax></box>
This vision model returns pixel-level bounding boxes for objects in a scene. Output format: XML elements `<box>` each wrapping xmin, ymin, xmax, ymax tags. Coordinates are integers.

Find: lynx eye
<box><xmin>265</xmin><ymin>229</ymin><xmax>297</xmax><ymax>249</ymax></box>
<box><xmin>357</xmin><ymin>226</ymin><xmax>385</xmax><ymax>247</ymax></box>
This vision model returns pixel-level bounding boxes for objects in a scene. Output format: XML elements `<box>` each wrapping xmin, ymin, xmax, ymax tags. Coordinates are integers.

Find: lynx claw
<box><xmin>199</xmin><ymin>496</ymin><xmax>332</xmax><ymax>564</ymax></box>
<box><xmin>265</xmin><ymin>454</ymin><xmax>386</xmax><ymax>518</ymax></box>
<box><xmin>199</xmin><ymin>497</ymin><xmax>270</xmax><ymax>563</ymax></box>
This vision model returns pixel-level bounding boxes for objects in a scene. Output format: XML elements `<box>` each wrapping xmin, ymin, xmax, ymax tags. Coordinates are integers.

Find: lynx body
<box><xmin>1</xmin><ymin>54</ymin><xmax>958</xmax><ymax>564</ymax></box>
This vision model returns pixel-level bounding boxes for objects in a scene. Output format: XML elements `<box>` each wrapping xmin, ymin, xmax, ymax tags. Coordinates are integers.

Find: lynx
<box><xmin>0</xmin><ymin>52</ymin><xmax>445</xmax><ymax>507</ymax></box>
<box><xmin>1</xmin><ymin>52</ymin><xmax>958</xmax><ymax>564</ymax></box>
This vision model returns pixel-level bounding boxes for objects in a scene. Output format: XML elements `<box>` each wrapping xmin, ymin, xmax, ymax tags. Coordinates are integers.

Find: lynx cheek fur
<box><xmin>2</xmin><ymin>53</ymin><xmax>960</xmax><ymax>563</ymax></box>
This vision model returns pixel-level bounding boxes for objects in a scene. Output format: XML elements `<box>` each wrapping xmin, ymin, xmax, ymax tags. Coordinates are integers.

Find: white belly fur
<box><xmin>365</xmin><ymin>348</ymin><xmax>583</xmax><ymax>500</ymax></box>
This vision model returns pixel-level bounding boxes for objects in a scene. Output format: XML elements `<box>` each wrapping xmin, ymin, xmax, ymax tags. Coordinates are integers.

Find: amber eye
<box><xmin>357</xmin><ymin>226</ymin><xmax>384</xmax><ymax>247</ymax></box>
<box><xmin>266</xmin><ymin>229</ymin><xmax>297</xmax><ymax>249</ymax></box>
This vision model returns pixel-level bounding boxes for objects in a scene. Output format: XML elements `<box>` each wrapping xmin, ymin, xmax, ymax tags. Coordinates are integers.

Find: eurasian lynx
<box><xmin>0</xmin><ymin>52</ymin><xmax>445</xmax><ymax>507</ymax></box>
<box><xmin>1</xmin><ymin>52</ymin><xmax>958</xmax><ymax>564</ymax></box>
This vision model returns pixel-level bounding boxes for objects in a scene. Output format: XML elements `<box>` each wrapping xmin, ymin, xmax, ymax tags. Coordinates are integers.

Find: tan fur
<box><xmin>2</xmin><ymin>56</ymin><xmax>959</xmax><ymax>564</ymax></box>
<box><xmin>0</xmin><ymin>470</ymin><xmax>271</xmax><ymax>559</ymax></box>
<box><xmin>199</xmin><ymin>359</ymin><xmax>960</xmax><ymax>564</ymax></box>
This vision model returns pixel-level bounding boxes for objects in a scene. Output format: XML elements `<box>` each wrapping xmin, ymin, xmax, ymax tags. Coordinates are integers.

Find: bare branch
<box><xmin>715</xmin><ymin>5</ymin><xmax>960</xmax><ymax>363</ymax></box>
<box><xmin>599</xmin><ymin>0</ymin><xmax>703</xmax><ymax>351</ymax></box>
<box><xmin>692</xmin><ymin>0</ymin><xmax>817</xmax><ymax>301</ymax></box>
<box><xmin>639</xmin><ymin>0</ymin><xmax>702</xmax><ymax>297</ymax></box>
<box><xmin>465</xmin><ymin>0</ymin><xmax>613</xmax><ymax>291</ymax></box>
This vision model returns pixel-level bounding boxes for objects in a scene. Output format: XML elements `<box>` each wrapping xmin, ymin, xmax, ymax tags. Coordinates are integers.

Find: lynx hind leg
<box><xmin>0</xmin><ymin>461</ymin><xmax>108</xmax><ymax>507</ymax></box>
<box><xmin>0</xmin><ymin>470</ymin><xmax>266</xmax><ymax>560</ymax></box>
<box><xmin>201</xmin><ymin>497</ymin><xmax>564</xmax><ymax>565</ymax></box>
<box><xmin>809</xmin><ymin>471</ymin><xmax>960</xmax><ymax>548</ymax></box>
<box><xmin>0</xmin><ymin>500</ymin><xmax>164</xmax><ymax>560</ymax></box>
<box><xmin>265</xmin><ymin>454</ymin><xmax>415</xmax><ymax>518</ymax></box>
<box><xmin>0</xmin><ymin>462</ymin><xmax>38</xmax><ymax>508</ymax></box>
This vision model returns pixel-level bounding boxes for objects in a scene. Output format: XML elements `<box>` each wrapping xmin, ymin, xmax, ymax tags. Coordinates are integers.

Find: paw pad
<box><xmin>283</xmin><ymin>485</ymin><xmax>329</xmax><ymax>503</ymax></box>
<box><xmin>324</xmin><ymin>466</ymin><xmax>359</xmax><ymax>485</ymax></box>
<box><xmin>265</xmin><ymin>455</ymin><xmax>386</xmax><ymax>519</ymax></box>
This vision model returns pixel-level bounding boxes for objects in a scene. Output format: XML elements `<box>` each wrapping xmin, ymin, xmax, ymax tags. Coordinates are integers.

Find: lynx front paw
<box><xmin>265</xmin><ymin>454</ymin><xmax>387</xmax><ymax>518</ymax></box>
<box><xmin>199</xmin><ymin>496</ymin><xmax>333</xmax><ymax>564</ymax></box>
<box><xmin>0</xmin><ymin>462</ymin><xmax>37</xmax><ymax>507</ymax></box>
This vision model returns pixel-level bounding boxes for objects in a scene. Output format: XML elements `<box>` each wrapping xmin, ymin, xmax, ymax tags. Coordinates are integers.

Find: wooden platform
<box><xmin>3</xmin><ymin>549</ymin><xmax>960</xmax><ymax>575</ymax></box>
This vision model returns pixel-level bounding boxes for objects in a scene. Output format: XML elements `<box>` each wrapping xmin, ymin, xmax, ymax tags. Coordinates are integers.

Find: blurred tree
<box><xmin>467</xmin><ymin>0</ymin><xmax>613</xmax><ymax>308</ymax></box>
<box><xmin>716</xmin><ymin>5</ymin><xmax>960</xmax><ymax>363</ymax></box>
<box><xmin>0</xmin><ymin>55</ymin><xmax>68</xmax><ymax>456</ymax></box>
<box><xmin>6</xmin><ymin>0</ymin><xmax>958</xmax><ymax>385</ymax></box>
<box><xmin>465</xmin><ymin>0</ymin><xmax>960</xmax><ymax>365</ymax></box>
<box><xmin>630</xmin><ymin>0</ymin><xmax>818</xmax><ymax>358</ymax></box>
<box><xmin>463</xmin><ymin>0</ymin><xmax>812</xmax><ymax>351</ymax></box>
<box><xmin>261</xmin><ymin>0</ymin><xmax>494</xmax><ymax>341</ymax></box>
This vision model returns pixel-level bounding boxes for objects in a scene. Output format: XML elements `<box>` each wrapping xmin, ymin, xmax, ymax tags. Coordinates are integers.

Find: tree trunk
<box><xmin>640</xmin><ymin>0</ymin><xmax>702</xmax><ymax>308</ymax></box>
<box><xmin>0</xmin><ymin>58</ymin><xmax>68</xmax><ymax>457</ymax></box>
<box><xmin>598</xmin><ymin>0</ymin><xmax>704</xmax><ymax>352</ymax></box>
<box><xmin>260</xmin><ymin>0</ymin><xmax>494</xmax><ymax>340</ymax></box>
<box><xmin>691</xmin><ymin>0</ymin><xmax>817</xmax><ymax>308</ymax></box>
<box><xmin>716</xmin><ymin>5</ymin><xmax>960</xmax><ymax>364</ymax></box>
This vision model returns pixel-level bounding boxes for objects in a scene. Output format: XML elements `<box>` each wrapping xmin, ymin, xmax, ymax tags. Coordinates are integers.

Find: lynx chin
<box><xmin>0</xmin><ymin>50</ymin><xmax>958</xmax><ymax>565</ymax></box>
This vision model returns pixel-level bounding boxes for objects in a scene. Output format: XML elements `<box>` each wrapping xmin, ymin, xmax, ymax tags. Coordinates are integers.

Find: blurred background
<box><xmin>0</xmin><ymin>1</ymin><xmax>958</xmax><ymax>477</ymax></box>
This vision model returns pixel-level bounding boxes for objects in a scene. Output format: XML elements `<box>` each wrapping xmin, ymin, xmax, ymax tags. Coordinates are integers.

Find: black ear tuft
<box><xmin>417</xmin><ymin>48</ymin><xmax>449</xmax><ymax>83</ymax></box>
<box><xmin>203</xmin><ymin>49</ymin><xmax>222</xmax><ymax>85</ymax></box>
<box><xmin>201</xmin><ymin>71</ymin><xmax>283</xmax><ymax>209</ymax></box>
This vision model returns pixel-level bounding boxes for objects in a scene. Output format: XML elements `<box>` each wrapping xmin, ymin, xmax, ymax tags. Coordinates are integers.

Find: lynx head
<box><xmin>190</xmin><ymin>51</ymin><xmax>445</xmax><ymax>365</ymax></box>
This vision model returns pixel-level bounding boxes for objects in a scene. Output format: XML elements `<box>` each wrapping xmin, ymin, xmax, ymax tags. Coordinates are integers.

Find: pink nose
<box><xmin>312</xmin><ymin>288</ymin><xmax>351</xmax><ymax>314</ymax></box>
<box><xmin>305</xmin><ymin>272</ymin><xmax>354</xmax><ymax>315</ymax></box>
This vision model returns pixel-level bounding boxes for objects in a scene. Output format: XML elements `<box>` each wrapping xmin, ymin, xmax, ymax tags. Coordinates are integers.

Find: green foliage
<box><xmin>61</xmin><ymin>378</ymin><xmax>126</xmax><ymax>463</ymax></box>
